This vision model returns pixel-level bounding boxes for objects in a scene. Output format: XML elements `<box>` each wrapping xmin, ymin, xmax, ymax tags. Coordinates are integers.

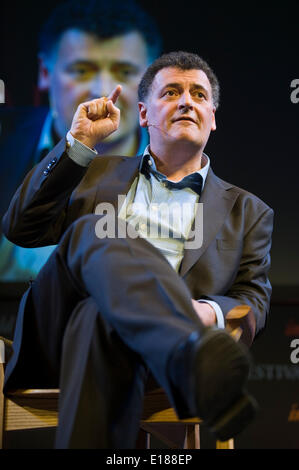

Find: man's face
<box><xmin>39</xmin><ymin>29</ymin><xmax>150</xmax><ymax>141</ymax></box>
<box><xmin>139</xmin><ymin>67</ymin><xmax>216</xmax><ymax>151</ymax></box>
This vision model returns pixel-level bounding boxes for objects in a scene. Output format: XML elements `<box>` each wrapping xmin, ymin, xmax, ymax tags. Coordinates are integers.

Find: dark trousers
<box><xmin>7</xmin><ymin>215</ymin><xmax>204</xmax><ymax>448</ymax></box>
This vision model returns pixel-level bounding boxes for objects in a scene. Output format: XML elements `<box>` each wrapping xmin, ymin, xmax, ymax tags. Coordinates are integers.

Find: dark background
<box><xmin>1</xmin><ymin>0</ymin><xmax>298</xmax><ymax>287</ymax></box>
<box><xmin>1</xmin><ymin>0</ymin><xmax>299</xmax><ymax>449</ymax></box>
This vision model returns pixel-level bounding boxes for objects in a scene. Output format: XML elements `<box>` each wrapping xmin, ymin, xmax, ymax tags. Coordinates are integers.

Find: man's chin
<box><xmin>170</xmin><ymin>132</ymin><xmax>203</xmax><ymax>148</ymax></box>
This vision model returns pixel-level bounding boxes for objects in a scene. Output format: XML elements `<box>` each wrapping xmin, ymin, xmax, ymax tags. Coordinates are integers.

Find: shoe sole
<box><xmin>209</xmin><ymin>392</ymin><xmax>258</xmax><ymax>441</ymax></box>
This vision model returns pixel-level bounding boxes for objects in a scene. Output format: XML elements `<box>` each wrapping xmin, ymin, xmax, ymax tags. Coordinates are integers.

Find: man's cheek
<box><xmin>71</xmin><ymin>89</ymin><xmax>94</xmax><ymax>109</ymax></box>
<box><xmin>58</xmin><ymin>77</ymin><xmax>88</xmax><ymax>100</ymax></box>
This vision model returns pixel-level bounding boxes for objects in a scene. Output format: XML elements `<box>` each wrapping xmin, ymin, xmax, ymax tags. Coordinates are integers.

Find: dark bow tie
<box><xmin>140</xmin><ymin>157</ymin><xmax>203</xmax><ymax>196</ymax></box>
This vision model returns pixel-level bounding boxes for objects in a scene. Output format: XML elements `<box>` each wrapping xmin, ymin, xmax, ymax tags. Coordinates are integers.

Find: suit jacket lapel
<box><xmin>179</xmin><ymin>168</ymin><xmax>239</xmax><ymax>277</ymax></box>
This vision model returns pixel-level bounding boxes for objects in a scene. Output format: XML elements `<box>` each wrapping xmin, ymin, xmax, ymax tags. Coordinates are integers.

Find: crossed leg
<box><xmin>6</xmin><ymin>214</ymin><xmax>207</xmax><ymax>447</ymax></box>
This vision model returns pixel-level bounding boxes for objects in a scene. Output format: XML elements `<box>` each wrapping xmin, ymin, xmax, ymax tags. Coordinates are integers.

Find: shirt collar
<box><xmin>139</xmin><ymin>144</ymin><xmax>210</xmax><ymax>190</ymax></box>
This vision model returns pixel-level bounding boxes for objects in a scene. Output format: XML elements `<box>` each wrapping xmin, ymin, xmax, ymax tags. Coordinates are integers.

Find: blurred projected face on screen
<box><xmin>39</xmin><ymin>29</ymin><xmax>149</xmax><ymax>146</ymax></box>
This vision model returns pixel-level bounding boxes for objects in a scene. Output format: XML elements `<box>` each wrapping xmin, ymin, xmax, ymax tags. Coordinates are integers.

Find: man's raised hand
<box><xmin>70</xmin><ymin>85</ymin><xmax>122</xmax><ymax>149</ymax></box>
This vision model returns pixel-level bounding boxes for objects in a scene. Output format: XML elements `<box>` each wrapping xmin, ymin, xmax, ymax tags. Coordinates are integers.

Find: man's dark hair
<box><xmin>138</xmin><ymin>51</ymin><xmax>220</xmax><ymax>109</ymax></box>
<box><xmin>38</xmin><ymin>0</ymin><xmax>162</xmax><ymax>62</ymax></box>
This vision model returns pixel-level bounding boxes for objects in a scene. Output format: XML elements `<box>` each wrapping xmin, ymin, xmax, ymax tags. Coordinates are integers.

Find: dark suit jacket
<box><xmin>2</xmin><ymin>139</ymin><xmax>274</xmax><ymax>347</ymax></box>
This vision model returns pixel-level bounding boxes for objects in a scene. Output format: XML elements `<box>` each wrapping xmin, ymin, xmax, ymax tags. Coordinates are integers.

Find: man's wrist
<box><xmin>197</xmin><ymin>300</ymin><xmax>225</xmax><ymax>329</ymax></box>
<box><xmin>69</xmin><ymin>131</ymin><xmax>97</xmax><ymax>151</ymax></box>
<box><xmin>66</xmin><ymin>131</ymin><xmax>98</xmax><ymax>167</ymax></box>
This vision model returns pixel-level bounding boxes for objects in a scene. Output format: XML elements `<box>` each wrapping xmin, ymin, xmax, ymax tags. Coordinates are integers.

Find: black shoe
<box><xmin>168</xmin><ymin>328</ymin><xmax>257</xmax><ymax>441</ymax></box>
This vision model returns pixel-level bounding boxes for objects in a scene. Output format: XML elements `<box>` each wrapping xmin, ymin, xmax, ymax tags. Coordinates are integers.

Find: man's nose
<box><xmin>89</xmin><ymin>72</ymin><xmax>116</xmax><ymax>99</ymax></box>
<box><xmin>178</xmin><ymin>91</ymin><xmax>193</xmax><ymax>111</ymax></box>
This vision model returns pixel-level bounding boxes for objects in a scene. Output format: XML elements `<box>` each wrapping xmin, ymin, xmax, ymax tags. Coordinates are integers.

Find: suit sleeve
<box><xmin>202</xmin><ymin>205</ymin><xmax>274</xmax><ymax>346</ymax></box>
<box><xmin>2</xmin><ymin>139</ymin><xmax>88</xmax><ymax>247</ymax></box>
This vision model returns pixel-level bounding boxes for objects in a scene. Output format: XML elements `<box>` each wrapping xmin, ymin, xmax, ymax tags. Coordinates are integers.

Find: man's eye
<box><xmin>116</xmin><ymin>69</ymin><xmax>133</xmax><ymax>80</ymax></box>
<box><xmin>112</xmin><ymin>66</ymin><xmax>139</xmax><ymax>81</ymax></box>
<box><xmin>67</xmin><ymin>66</ymin><xmax>95</xmax><ymax>79</ymax></box>
<box><xmin>195</xmin><ymin>92</ymin><xmax>205</xmax><ymax>99</ymax></box>
<box><xmin>76</xmin><ymin>69</ymin><xmax>89</xmax><ymax>77</ymax></box>
<box><xmin>164</xmin><ymin>90</ymin><xmax>177</xmax><ymax>97</ymax></box>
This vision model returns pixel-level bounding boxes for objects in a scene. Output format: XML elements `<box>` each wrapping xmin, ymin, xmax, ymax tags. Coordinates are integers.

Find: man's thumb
<box><xmin>106</xmin><ymin>100</ymin><xmax>120</xmax><ymax>123</ymax></box>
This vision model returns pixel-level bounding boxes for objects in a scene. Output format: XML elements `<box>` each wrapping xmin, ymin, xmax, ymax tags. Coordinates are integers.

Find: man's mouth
<box><xmin>173</xmin><ymin>116</ymin><xmax>197</xmax><ymax>124</ymax></box>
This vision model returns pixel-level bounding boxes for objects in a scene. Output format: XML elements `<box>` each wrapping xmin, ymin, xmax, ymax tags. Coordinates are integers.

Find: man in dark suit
<box><xmin>0</xmin><ymin>0</ymin><xmax>161</xmax><ymax>339</ymax></box>
<box><xmin>2</xmin><ymin>51</ymin><xmax>273</xmax><ymax>448</ymax></box>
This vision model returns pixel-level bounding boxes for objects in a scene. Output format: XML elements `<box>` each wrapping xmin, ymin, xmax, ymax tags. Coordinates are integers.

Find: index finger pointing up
<box><xmin>108</xmin><ymin>85</ymin><xmax>122</xmax><ymax>104</ymax></box>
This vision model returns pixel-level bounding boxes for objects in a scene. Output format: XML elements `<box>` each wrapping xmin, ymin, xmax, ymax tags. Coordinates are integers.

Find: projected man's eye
<box><xmin>67</xmin><ymin>64</ymin><xmax>97</xmax><ymax>80</ymax></box>
<box><xmin>112</xmin><ymin>65</ymin><xmax>140</xmax><ymax>82</ymax></box>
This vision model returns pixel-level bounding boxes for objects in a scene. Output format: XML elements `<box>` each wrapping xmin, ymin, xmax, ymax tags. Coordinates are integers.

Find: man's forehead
<box><xmin>54</xmin><ymin>29</ymin><xmax>149</xmax><ymax>65</ymax></box>
<box><xmin>152</xmin><ymin>67</ymin><xmax>212</xmax><ymax>91</ymax></box>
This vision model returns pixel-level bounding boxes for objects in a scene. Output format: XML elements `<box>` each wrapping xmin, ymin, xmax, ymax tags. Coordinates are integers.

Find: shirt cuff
<box><xmin>197</xmin><ymin>299</ymin><xmax>225</xmax><ymax>329</ymax></box>
<box><xmin>66</xmin><ymin>131</ymin><xmax>98</xmax><ymax>167</ymax></box>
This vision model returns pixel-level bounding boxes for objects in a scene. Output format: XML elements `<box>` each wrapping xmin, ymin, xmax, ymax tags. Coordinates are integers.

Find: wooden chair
<box><xmin>0</xmin><ymin>306</ymin><xmax>249</xmax><ymax>449</ymax></box>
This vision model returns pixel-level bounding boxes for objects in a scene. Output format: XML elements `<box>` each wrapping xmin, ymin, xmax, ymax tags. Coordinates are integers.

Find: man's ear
<box><xmin>211</xmin><ymin>107</ymin><xmax>217</xmax><ymax>131</ymax></box>
<box><xmin>138</xmin><ymin>102</ymin><xmax>148</xmax><ymax>128</ymax></box>
<box><xmin>37</xmin><ymin>54</ymin><xmax>51</xmax><ymax>91</ymax></box>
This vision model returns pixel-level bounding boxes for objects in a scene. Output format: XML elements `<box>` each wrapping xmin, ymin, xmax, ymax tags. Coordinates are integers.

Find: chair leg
<box><xmin>183</xmin><ymin>424</ymin><xmax>200</xmax><ymax>449</ymax></box>
<box><xmin>0</xmin><ymin>341</ymin><xmax>5</xmax><ymax>449</ymax></box>
<box><xmin>145</xmin><ymin>432</ymin><xmax>151</xmax><ymax>449</ymax></box>
<box><xmin>216</xmin><ymin>438</ymin><xmax>234</xmax><ymax>449</ymax></box>
<box><xmin>136</xmin><ymin>428</ymin><xmax>151</xmax><ymax>449</ymax></box>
